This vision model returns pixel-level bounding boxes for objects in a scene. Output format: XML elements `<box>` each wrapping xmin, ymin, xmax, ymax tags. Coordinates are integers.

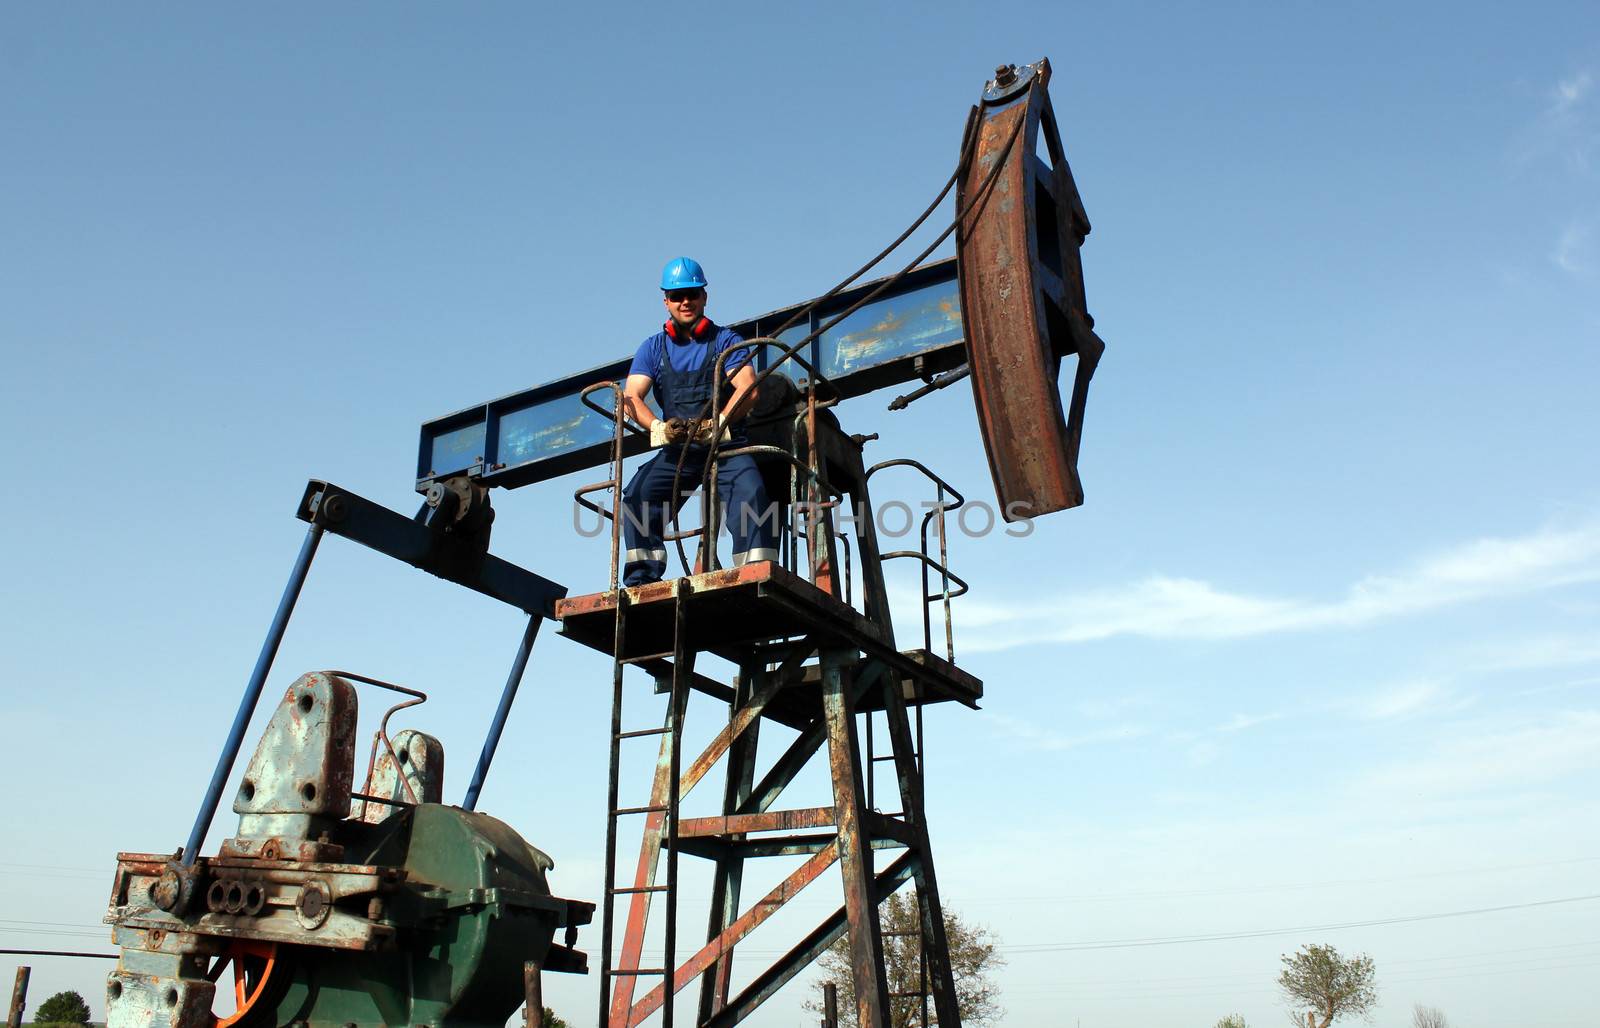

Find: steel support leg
<box><xmin>463</xmin><ymin>614</ymin><xmax>543</xmax><ymax>810</ymax></box>
<box><xmin>524</xmin><ymin>959</ymin><xmax>544</xmax><ymax>1028</ymax></box>
<box><xmin>821</xmin><ymin>647</ymin><xmax>890</xmax><ymax>1028</ymax></box>
<box><xmin>698</xmin><ymin>658</ymin><xmax>763</xmax><ymax>1021</ymax></box>
<box><xmin>183</xmin><ymin>523</ymin><xmax>323</xmax><ymax>866</ymax></box>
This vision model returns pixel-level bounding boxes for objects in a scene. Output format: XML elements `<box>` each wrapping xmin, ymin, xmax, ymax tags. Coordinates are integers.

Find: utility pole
<box><xmin>7</xmin><ymin>967</ymin><xmax>30</xmax><ymax>1028</ymax></box>
<box><xmin>821</xmin><ymin>981</ymin><xmax>838</xmax><ymax>1028</ymax></box>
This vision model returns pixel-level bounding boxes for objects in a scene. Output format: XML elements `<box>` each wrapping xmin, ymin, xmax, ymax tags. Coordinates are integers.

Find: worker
<box><xmin>618</xmin><ymin>256</ymin><xmax>779</xmax><ymax>586</ymax></box>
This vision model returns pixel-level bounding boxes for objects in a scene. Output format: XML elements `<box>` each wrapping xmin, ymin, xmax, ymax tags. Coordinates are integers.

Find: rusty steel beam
<box><xmin>676</xmin><ymin>807</ymin><xmax>837</xmax><ymax>838</ymax></box>
<box><xmin>735</xmin><ymin>660</ymin><xmax>887</xmax><ymax>818</ymax></box>
<box><xmin>677</xmin><ymin>636</ymin><xmax>816</xmax><ymax>797</ymax></box>
<box><xmin>957</xmin><ymin>59</ymin><xmax>1105</xmax><ymax>520</ymax></box>
<box><xmin>672</xmin><ymin>833</ymin><xmax>907</xmax><ymax>861</ymax></box>
<box><xmin>821</xmin><ymin>647</ymin><xmax>892</xmax><ymax>1028</ymax></box>
<box><xmin>703</xmin><ymin>851</ymin><xmax>921</xmax><ymax>1028</ymax></box>
<box><xmin>628</xmin><ymin>841</ymin><xmax>841</xmax><ymax>1026</ymax></box>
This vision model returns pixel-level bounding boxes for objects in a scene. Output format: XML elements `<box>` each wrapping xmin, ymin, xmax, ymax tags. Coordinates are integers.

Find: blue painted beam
<box><xmin>416</xmin><ymin>257</ymin><xmax>963</xmax><ymax>493</ymax></box>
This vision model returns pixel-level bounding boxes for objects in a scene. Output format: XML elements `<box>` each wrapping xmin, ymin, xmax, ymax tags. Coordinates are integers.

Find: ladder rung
<box><xmin>609</xmin><ymin>884</ymin><xmax>670</xmax><ymax>895</ymax></box>
<box><xmin>606</xmin><ymin>968</ymin><xmax>668</xmax><ymax>977</ymax></box>
<box><xmin>617</xmin><ymin>727</ymin><xmax>671</xmax><ymax>739</ymax></box>
<box><xmin>882</xmin><ymin>929</ymin><xmax>920</xmax><ymax>937</ymax></box>
<box><xmin>889</xmin><ymin>991</ymin><xmax>927</xmax><ymax>998</ymax></box>
<box><xmin>620</xmin><ymin>650</ymin><xmax>675</xmax><ymax>665</ymax></box>
<box><xmin>612</xmin><ymin>804</ymin><xmax>669</xmax><ymax>816</ymax></box>
<box><xmin>870</xmin><ymin>754</ymin><xmax>899</xmax><ymax>762</ymax></box>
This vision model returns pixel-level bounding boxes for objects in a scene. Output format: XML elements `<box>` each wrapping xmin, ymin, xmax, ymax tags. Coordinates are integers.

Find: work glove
<box><xmin>692</xmin><ymin>415</ymin><xmax>732</xmax><ymax>446</ymax></box>
<box><xmin>650</xmin><ymin>418</ymin><xmax>692</xmax><ymax>447</ymax></box>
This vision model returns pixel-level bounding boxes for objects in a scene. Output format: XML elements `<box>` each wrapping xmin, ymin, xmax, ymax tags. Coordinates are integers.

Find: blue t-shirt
<box><xmin>628</xmin><ymin>324</ymin><xmax>753</xmax><ymax>383</ymax></box>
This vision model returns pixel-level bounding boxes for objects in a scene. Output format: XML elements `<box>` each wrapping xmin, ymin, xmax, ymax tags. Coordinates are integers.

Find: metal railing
<box><xmin>572</xmin><ymin>341</ymin><xmax>847</xmax><ymax>595</ymax></box>
<box><xmin>863</xmin><ymin>458</ymin><xmax>969</xmax><ymax>662</ymax></box>
<box><xmin>325</xmin><ymin>670</ymin><xmax>429</xmax><ymax>821</ymax></box>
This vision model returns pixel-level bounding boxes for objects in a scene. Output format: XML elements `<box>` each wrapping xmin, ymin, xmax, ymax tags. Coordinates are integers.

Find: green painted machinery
<box><xmin>105</xmin><ymin>672</ymin><xmax>592</xmax><ymax>1028</ymax></box>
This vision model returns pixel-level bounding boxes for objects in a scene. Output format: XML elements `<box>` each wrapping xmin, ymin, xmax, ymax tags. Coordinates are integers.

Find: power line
<box><xmin>961</xmin><ymin>855</ymin><xmax>1600</xmax><ymax>905</ymax></box>
<box><xmin>0</xmin><ymin>949</ymin><xmax>116</xmax><ymax>960</ymax></box>
<box><xmin>1000</xmin><ymin>893</ymin><xmax>1600</xmax><ymax>953</ymax></box>
<box><xmin>0</xmin><ymin>861</ymin><xmax>106</xmax><ymax>874</ymax></box>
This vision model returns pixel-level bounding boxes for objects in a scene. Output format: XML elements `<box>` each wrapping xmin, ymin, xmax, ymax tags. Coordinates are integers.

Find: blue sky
<box><xmin>3</xmin><ymin>3</ymin><xmax>1599</xmax><ymax>1027</ymax></box>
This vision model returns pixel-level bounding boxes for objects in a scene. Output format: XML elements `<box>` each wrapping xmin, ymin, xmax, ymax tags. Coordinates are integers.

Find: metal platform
<box><xmin>555</xmin><ymin>562</ymin><xmax>982</xmax><ymax>713</ymax></box>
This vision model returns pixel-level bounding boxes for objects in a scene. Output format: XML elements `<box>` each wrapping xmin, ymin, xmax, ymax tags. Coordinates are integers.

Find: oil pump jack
<box><xmin>102</xmin><ymin>58</ymin><xmax>1104</xmax><ymax>1028</ymax></box>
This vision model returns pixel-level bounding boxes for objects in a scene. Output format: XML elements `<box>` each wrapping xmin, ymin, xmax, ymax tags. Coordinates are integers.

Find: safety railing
<box><xmin>863</xmin><ymin>458</ymin><xmax>969</xmax><ymax>662</ymax></box>
<box><xmin>573</xmin><ymin>341</ymin><xmax>848</xmax><ymax>595</ymax></box>
<box><xmin>329</xmin><ymin>670</ymin><xmax>429</xmax><ymax>820</ymax></box>
<box><xmin>574</xmin><ymin>380</ymin><xmax>640</xmax><ymax>593</ymax></box>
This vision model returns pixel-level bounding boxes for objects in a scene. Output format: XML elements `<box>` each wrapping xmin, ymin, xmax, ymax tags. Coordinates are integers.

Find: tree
<box><xmin>1411</xmin><ymin>1004</ymin><xmax>1447</xmax><ymax>1028</ymax></box>
<box><xmin>33</xmin><ymin>990</ymin><xmax>91</xmax><ymax>1026</ymax></box>
<box><xmin>1277</xmin><ymin>944</ymin><xmax>1377</xmax><ymax>1028</ymax></box>
<box><xmin>540</xmin><ymin>1008</ymin><xmax>570</xmax><ymax>1028</ymax></box>
<box><xmin>1215</xmin><ymin>1016</ymin><xmax>1250</xmax><ymax>1028</ymax></box>
<box><xmin>805</xmin><ymin>891</ymin><xmax>1003</xmax><ymax>1027</ymax></box>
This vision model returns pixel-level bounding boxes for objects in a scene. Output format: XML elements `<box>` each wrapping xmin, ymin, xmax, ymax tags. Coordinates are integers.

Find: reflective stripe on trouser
<box><xmin>619</xmin><ymin>448</ymin><xmax>777</xmax><ymax>586</ymax></box>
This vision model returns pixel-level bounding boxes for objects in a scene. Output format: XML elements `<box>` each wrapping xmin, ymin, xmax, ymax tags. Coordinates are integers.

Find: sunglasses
<box><xmin>665</xmin><ymin>289</ymin><xmax>705</xmax><ymax>303</ymax></box>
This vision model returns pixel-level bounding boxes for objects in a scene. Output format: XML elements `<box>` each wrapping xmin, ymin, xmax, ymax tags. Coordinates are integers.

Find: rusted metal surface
<box><xmin>105</xmin><ymin>924</ymin><xmax>225</xmax><ymax>1028</ymax></box>
<box><xmin>628</xmin><ymin>841</ymin><xmax>842</xmax><ymax>1026</ymax></box>
<box><xmin>821</xmin><ymin>647</ymin><xmax>893</xmax><ymax>1028</ymax></box>
<box><xmin>676</xmin><ymin>807</ymin><xmax>837</xmax><ymax>838</ymax></box>
<box><xmin>594</xmin><ymin>576</ymin><xmax>968</xmax><ymax>1027</ymax></box>
<box><xmin>107</xmin><ymin>853</ymin><xmax>396</xmax><ymax>953</ymax></box>
<box><xmin>7</xmin><ymin>966</ymin><xmax>28</xmax><ymax>1028</ymax></box>
<box><xmin>702</xmin><ymin>852</ymin><xmax>922</xmax><ymax>1028</ymax></box>
<box><xmin>677</xmin><ymin>636</ymin><xmax>814</xmax><ymax>796</ymax></box>
<box><xmin>359</xmin><ymin>728</ymin><xmax>443</xmax><ymax>824</ymax></box>
<box><xmin>957</xmin><ymin>59</ymin><xmax>1105</xmax><ymax>520</ymax></box>
<box><xmin>556</xmin><ymin>563</ymin><xmax>982</xmax><ymax>711</ymax></box>
<box><xmin>232</xmin><ymin>672</ymin><xmax>358</xmax><ymax>847</ymax></box>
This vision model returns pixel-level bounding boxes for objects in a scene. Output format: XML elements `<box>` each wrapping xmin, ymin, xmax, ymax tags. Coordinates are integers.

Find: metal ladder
<box><xmin>599</xmin><ymin>584</ymin><xmax>696</xmax><ymax>1028</ymax></box>
<box><xmin>860</xmin><ymin>458</ymin><xmax>967</xmax><ymax>1028</ymax></box>
<box><xmin>571</xmin><ymin>381</ymin><xmax>692</xmax><ymax>1028</ymax></box>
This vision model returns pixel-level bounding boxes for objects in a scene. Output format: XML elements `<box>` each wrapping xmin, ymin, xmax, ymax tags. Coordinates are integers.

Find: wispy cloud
<box><xmin>982</xmin><ymin>707</ymin><xmax>1284</xmax><ymax>755</ymax></box>
<box><xmin>1355</xmin><ymin>710</ymin><xmax>1600</xmax><ymax>799</ymax></box>
<box><xmin>1514</xmin><ymin>68</ymin><xmax>1597</xmax><ymax>173</ymax></box>
<box><xmin>1468</xmin><ymin>632</ymin><xmax>1600</xmax><ymax>674</ymax></box>
<box><xmin>980</xmin><ymin>711</ymin><xmax>1154</xmax><ymax>751</ymax></box>
<box><xmin>1215</xmin><ymin>711</ymin><xmax>1284</xmax><ymax>733</ymax></box>
<box><xmin>1354</xmin><ymin>679</ymin><xmax>1468</xmax><ymax>721</ymax></box>
<box><xmin>1553</xmin><ymin>71</ymin><xmax>1594</xmax><ymax>116</ymax></box>
<box><xmin>955</xmin><ymin>519</ymin><xmax>1600</xmax><ymax>652</ymax></box>
<box><xmin>1553</xmin><ymin>220</ymin><xmax>1596</xmax><ymax>277</ymax></box>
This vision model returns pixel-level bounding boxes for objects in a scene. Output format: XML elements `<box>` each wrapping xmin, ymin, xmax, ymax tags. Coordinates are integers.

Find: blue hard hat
<box><xmin>661</xmin><ymin>256</ymin><xmax>708</xmax><ymax>291</ymax></box>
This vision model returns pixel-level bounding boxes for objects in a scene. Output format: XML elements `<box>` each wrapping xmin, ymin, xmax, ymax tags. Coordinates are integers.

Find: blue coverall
<box><xmin>621</xmin><ymin>324</ymin><xmax>779</xmax><ymax>586</ymax></box>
